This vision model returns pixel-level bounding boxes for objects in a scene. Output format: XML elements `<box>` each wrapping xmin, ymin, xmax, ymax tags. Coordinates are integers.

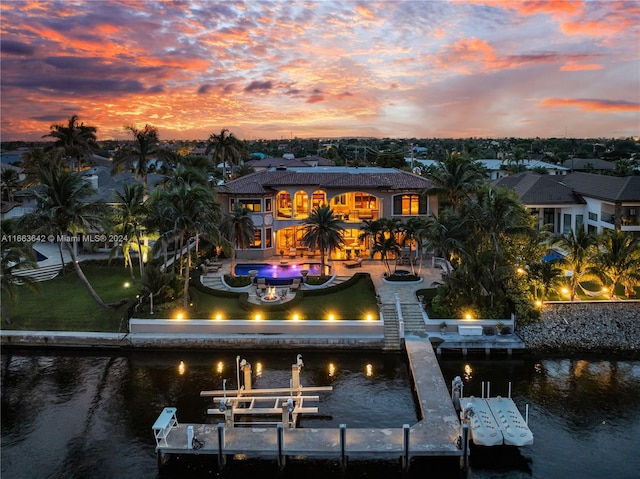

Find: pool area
<box><xmin>543</xmin><ymin>249</ymin><xmax>565</xmax><ymax>262</ymax></box>
<box><xmin>235</xmin><ymin>262</ymin><xmax>327</xmax><ymax>285</ymax></box>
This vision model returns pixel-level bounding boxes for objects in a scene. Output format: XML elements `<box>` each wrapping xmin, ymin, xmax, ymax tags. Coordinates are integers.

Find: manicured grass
<box><xmin>1</xmin><ymin>265</ymin><xmax>140</xmax><ymax>332</ymax></box>
<box><xmin>138</xmin><ymin>273</ymin><xmax>379</xmax><ymax>321</ymax></box>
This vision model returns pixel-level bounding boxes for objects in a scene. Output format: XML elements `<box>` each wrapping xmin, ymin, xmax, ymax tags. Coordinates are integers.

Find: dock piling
<box><xmin>339</xmin><ymin>423</ymin><xmax>347</xmax><ymax>472</ymax></box>
<box><xmin>401</xmin><ymin>424</ymin><xmax>410</xmax><ymax>472</ymax></box>
<box><xmin>461</xmin><ymin>423</ymin><xmax>469</xmax><ymax>470</ymax></box>
<box><xmin>217</xmin><ymin>423</ymin><xmax>226</xmax><ymax>471</ymax></box>
<box><xmin>277</xmin><ymin>422</ymin><xmax>286</xmax><ymax>470</ymax></box>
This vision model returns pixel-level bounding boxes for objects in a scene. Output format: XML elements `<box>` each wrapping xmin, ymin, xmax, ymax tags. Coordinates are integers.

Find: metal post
<box><xmin>402</xmin><ymin>424</ymin><xmax>410</xmax><ymax>472</ymax></box>
<box><xmin>461</xmin><ymin>423</ymin><xmax>469</xmax><ymax>470</ymax></box>
<box><xmin>508</xmin><ymin>382</ymin><xmax>512</xmax><ymax>399</ymax></box>
<box><xmin>340</xmin><ymin>423</ymin><xmax>347</xmax><ymax>472</ymax></box>
<box><xmin>525</xmin><ymin>404</ymin><xmax>529</xmax><ymax>425</ymax></box>
<box><xmin>277</xmin><ymin>423</ymin><xmax>286</xmax><ymax>470</ymax></box>
<box><xmin>217</xmin><ymin>423</ymin><xmax>226</xmax><ymax>471</ymax></box>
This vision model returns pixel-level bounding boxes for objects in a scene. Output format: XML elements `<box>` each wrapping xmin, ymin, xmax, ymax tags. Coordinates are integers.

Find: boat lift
<box><xmin>453</xmin><ymin>377</ymin><xmax>533</xmax><ymax>447</ymax></box>
<box><xmin>200</xmin><ymin>354</ymin><xmax>332</xmax><ymax>428</ymax></box>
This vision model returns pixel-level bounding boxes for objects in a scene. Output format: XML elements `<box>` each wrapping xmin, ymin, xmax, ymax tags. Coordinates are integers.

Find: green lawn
<box><xmin>1</xmin><ymin>265</ymin><xmax>140</xmax><ymax>332</ymax></box>
<box><xmin>1</xmin><ymin>269</ymin><xmax>380</xmax><ymax>331</ymax></box>
<box><xmin>138</xmin><ymin>273</ymin><xmax>380</xmax><ymax>321</ymax></box>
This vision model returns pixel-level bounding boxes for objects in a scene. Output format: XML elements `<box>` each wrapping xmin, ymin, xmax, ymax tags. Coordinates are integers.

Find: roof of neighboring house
<box><xmin>494</xmin><ymin>171</ymin><xmax>640</xmax><ymax>205</ymax></box>
<box><xmin>0</xmin><ymin>201</ymin><xmax>20</xmax><ymax>214</ymax></box>
<box><xmin>493</xmin><ymin>172</ymin><xmax>584</xmax><ymax>205</ymax></box>
<box><xmin>556</xmin><ymin>172</ymin><xmax>640</xmax><ymax>202</ymax></box>
<box><xmin>414</xmin><ymin>158</ymin><xmax>567</xmax><ymax>171</ymax></box>
<box><xmin>81</xmin><ymin>166</ymin><xmax>164</xmax><ymax>202</ymax></box>
<box><xmin>220</xmin><ymin>167</ymin><xmax>432</xmax><ymax>195</ymax></box>
<box><xmin>560</xmin><ymin>158</ymin><xmax>616</xmax><ymax>171</ymax></box>
<box><xmin>246</xmin><ymin>155</ymin><xmax>333</xmax><ymax>169</ymax></box>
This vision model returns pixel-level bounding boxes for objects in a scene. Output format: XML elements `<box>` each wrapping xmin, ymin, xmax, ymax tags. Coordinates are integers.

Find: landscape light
<box><xmin>255</xmin><ymin>313</ymin><xmax>262</xmax><ymax>321</ymax></box>
<box><xmin>178</xmin><ymin>361</ymin><xmax>186</xmax><ymax>375</ymax></box>
<box><xmin>328</xmin><ymin>314</ymin><xmax>335</xmax><ymax>321</ymax></box>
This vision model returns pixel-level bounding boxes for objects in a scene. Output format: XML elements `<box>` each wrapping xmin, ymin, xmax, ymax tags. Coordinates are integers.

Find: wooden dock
<box><xmin>153</xmin><ymin>339</ymin><xmax>464</xmax><ymax>471</ymax></box>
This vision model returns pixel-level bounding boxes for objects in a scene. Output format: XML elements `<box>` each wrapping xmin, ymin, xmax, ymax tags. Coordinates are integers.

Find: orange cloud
<box><xmin>560</xmin><ymin>62</ymin><xmax>603</xmax><ymax>71</ymax></box>
<box><xmin>538</xmin><ymin>98</ymin><xmax>640</xmax><ymax>112</ymax></box>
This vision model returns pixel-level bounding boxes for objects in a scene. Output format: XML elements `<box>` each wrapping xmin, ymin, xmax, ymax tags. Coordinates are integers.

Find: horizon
<box><xmin>1</xmin><ymin>1</ymin><xmax>639</xmax><ymax>142</ymax></box>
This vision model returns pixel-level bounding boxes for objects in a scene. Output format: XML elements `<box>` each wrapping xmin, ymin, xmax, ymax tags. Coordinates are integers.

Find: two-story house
<box><xmin>493</xmin><ymin>172</ymin><xmax>640</xmax><ymax>235</ymax></box>
<box><xmin>218</xmin><ymin>166</ymin><xmax>437</xmax><ymax>260</ymax></box>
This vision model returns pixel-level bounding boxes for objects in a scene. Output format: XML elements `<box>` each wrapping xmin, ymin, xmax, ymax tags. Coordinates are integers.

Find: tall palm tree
<box><xmin>552</xmin><ymin>228</ymin><xmax>598</xmax><ymax>301</ymax></box>
<box><xmin>593</xmin><ymin>230</ymin><xmax>640</xmax><ymax>298</ymax></box>
<box><xmin>159</xmin><ymin>182</ymin><xmax>220</xmax><ymax>307</ymax></box>
<box><xmin>111</xmin><ymin>124</ymin><xmax>170</xmax><ymax>196</ymax></box>
<box><xmin>112</xmin><ymin>183</ymin><xmax>148</xmax><ymax>277</ymax></box>
<box><xmin>42</xmin><ymin>114</ymin><xmax>97</xmax><ymax>172</ymax></box>
<box><xmin>1</xmin><ymin>168</ymin><xmax>20</xmax><ymax>202</ymax></box>
<box><xmin>220</xmin><ymin>206</ymin><xmax>256</xmax><ymax>278</ymax></box>
<box><xmin>372</xmin><ymin>234</ymin><xmax>401</xmax><ymax>277</ymax></box>
<box><xmin>18</xmin><ymin>165</ymin><xmax>111</xmax><ymax>309</ymax></box>
<box><xmin>423</xmin><ymin>153</ymin><xmax>486</xmax><ymax>213</ymax></box>
<box><xmin>528</xmin><ymin>261</ymin><xmax>564</xmax><ymax>301</ymax></box>
<box><xmin>301</xmin><ymin>205</ymin><xmax>344</xmax><ymax>277</ymax></box>
<box><xmin>205</xmin><ymin>128</ymin><xmax>246</xmax><ymax>182</ymax></box>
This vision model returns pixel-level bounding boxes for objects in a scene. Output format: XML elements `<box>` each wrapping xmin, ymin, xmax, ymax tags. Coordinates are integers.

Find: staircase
<box><xmin>380</xmin><ymin>303</ymin><xmax>401</xmax><ymax>351</ymax></box>
<box><xmin>400</xmin><ymin>303</ymin><xmax>427</xmax><ymax>336</ymax></box>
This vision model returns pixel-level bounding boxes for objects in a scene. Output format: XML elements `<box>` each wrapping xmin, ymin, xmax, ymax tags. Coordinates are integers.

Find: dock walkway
<box><xmin>154</xmin><ymin>337</ymin><xmax>462</xmax><ymax>471</ymax></box>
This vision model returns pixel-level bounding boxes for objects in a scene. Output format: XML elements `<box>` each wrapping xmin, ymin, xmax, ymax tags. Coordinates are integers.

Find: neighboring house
<box><xmin>493</xmin><ymin>172</ymin><xmax>640</xmax><ymax>235</ymax></box>
<box><xmin>218</xmin><ymin>166</ymin><xmax>437</xmax><ymax>260</ymax></box>
<box><xmin>246</xmin><ymin>155</ymin><xmax>333</xmax><ymax>171</ymax></box>
<box><xmin>560</xmin><ymin>158</ymin><xmax>616</xmax><ymax>174</ymax></box>
<box><xmin>413</xmin><ymin>158</ymin><xmax>568</xmax><ymax>179</ymax></box>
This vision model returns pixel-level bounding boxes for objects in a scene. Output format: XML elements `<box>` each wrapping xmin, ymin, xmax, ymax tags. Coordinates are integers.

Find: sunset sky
<box><xmin>1</xmin><ymin>0</ymin><xmax>639</xmax><ymax>142</ymax></box>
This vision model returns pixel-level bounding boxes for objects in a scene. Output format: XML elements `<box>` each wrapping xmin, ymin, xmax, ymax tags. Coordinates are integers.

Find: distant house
<box><xmin>413</xmin><ymin>158</ymin><xmax>567</xmax><ymax>180</ymax></box>
<box><xmin>218</xmin><ymin>166</ymin><xmax>437</xmax><ymax>260</ymax></box>
<box><xmin>493</xmin><ymin>172</ymin><xmax>640</xmax><ymax>235</ymax></box>
<box><xmin>560</xmin><ymin>158</ymin><xmax>616</xmax><ymax>174</ymax></box>
<box><xmin>246</xmin><ymin>155</ymin><xmax>333</xmax><ymax>171</ymax></box>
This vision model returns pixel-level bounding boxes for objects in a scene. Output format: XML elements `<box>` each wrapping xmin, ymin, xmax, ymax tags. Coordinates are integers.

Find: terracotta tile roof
<box><xmin>220</xmin><ymin>167</ymin><xmax>432</xmax><ymax>195</ymax></box>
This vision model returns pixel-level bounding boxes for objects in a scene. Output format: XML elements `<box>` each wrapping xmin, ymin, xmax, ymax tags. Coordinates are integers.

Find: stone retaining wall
<box><xmin>518</xmin><ymin>301</ymin><xmax>640</xmax><ymax>354</ymax></box>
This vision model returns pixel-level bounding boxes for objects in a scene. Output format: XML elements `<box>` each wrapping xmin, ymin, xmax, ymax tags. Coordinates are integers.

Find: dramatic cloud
<box><xmin>0</xmin><ymin>0</ymin><xmax>638</xmax><ymax>140</ymax></box>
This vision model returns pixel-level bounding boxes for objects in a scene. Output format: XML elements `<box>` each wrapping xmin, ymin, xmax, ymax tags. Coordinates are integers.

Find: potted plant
<box><xmin>496</xmin><ymin>321</ymin><xmax>504</xmax><ymax>335</ymax></box>
<box><xmin>439</xmin><ymin>321</ymin><xmax>447</xmax><ymax>334</ymax></box>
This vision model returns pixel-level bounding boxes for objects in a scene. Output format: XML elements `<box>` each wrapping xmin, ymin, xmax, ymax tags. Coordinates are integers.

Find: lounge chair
<box><xmin>256</xmin><ymin>277</ymin><xmax>267</xmax><ymax>293</ymax></box>
<box><xmin>289</xmin><ymin>278</ymin><xmax>301</xmax><ymax>290</ymax></box>
<box><xmin>344</xmin><ymin>257</ymin><xmax>363</xmax><ymax>269</ymax></box>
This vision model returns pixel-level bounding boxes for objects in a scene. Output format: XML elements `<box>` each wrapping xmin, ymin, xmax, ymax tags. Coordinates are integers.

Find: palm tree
<box><xmin>111</xmin><ymin>124</ymin><xmax>170</xmax><ymax>196</ymax></box>
<box><xmin>423</xmin><ymin>153</ymin><xmax>486</xmax><ymax>213</ymax></box>
<box><xmin>1</xmin><ymin>168</ymin><xmax>20</xmax><ymax>202</ymax></box>
<box><xmin>18</xmin><ymin>165</ymin><xmax>111</xmax><ymax>309</ymax></box>
<box><xmin>159</xmin><ymin>182</ymin><xmax>220</xmax><ymax>307</ymax></box>
<box><xmin>528</xmin><ymin>261</ymin><xmax>564</xmax><ymax>301</ymax></box>
<box><xmin>42</xmin><ymin>114</ymin><xmax>97</xmax><ymax>172</ymax></box>
<box><xmin>220</xmin><ymin>206</ymin><xmax>256</xmax><ymax>278</ymax></box>
<box><xmin>112</xmin><ymin>183</ymin><xmax>148</xmax><ymax>277</ymax></box>
<box><xmin>205</xmin><ymin>128</ymin><xmax>246</xmax><ymax>182</ymax></box>
<box><xmin>0</xmin><ymin>220</ymin><xmax>39</xmax><ymax>324</ymax></box>
<box><xmin>593</xmin><ymin>230</ymin><xmax>640</xmax><ymax>298</ymax></box>
<box><xmin>552</xmin><ymin>228</ymin><xmax>598</xmax><ymax>301</ymax></box>
<box><xmin>358</xmin><ymin>219</ymin><xmax>383</xmax><ymax>259</ymax></box>
<box><xmin>301</xmin><ymin>205</ymin><xmax>344</xmax><ymax>277</ymax></box>
<box><xmin>372</xmin><ymin>234</ymin><xmax>401</xmax><ymax>277</ymax></box>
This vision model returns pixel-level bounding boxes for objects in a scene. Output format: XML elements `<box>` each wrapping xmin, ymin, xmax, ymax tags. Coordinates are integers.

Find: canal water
<box><xmin>1</xmin><ymin>349</ymin><xmax>639</xmax><ymax>479</ymax></box>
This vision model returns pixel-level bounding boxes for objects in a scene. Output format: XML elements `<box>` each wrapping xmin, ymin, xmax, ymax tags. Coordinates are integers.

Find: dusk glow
<box><xmin>1</xmin><ymin>0</ymin><xmax>638</xmax><ymax>141</ymax></box>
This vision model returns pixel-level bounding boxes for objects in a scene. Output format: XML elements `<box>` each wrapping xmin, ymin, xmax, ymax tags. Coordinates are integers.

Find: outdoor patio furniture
<box><xmin>256</xmin><ymin>277</ymin><xmax>267</xmax><ymax>293</ymax></box>
<box><xmin>344</xmin><ymin>257</ymin><xmax>363</xmax><ymax>268</ymax></box>
<box><xmin>289</xmin><ymin>278</ymin><xmax>301</xmax><ymax>290</ymax></box>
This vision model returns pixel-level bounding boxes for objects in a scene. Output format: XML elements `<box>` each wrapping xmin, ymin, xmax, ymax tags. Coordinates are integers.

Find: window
<box><xmin>393</xmin><ymin>194</ymin><xmax>427</xmax><ymax>215</ymax></box>
<box><xmin>251</xmin><ymin>229</ymin><xmax>262</xmax><ymax>248</ymax></box>
<box><xmin>563</xmin><ymin>214</ymin><xmax>571</xmax><ymax>234</ymax></box>
<box><xmin>576</xmin><ymin>215</ymin><xmax>584</xmax><ymax>231</ymax></box>
<box><xmin>332</xmin><ymin>194</ymin><xmax>347</xmax><ymax>206</ymax></box>
<box><xmin>265</xmin><ymin>228</ymin><xmax>272</xmax><ymax>248</ymax></box>
<box><xmin>312</xmin><ymin>191</ymin><xmax>327</xmax><ymax>210</ymax></box>
<box><xmin>355</xmin><ymin>193</ymin><xmax>377</xmax><ymax>209</ymax></box>
<box><xmin>238</xmin><ymin>199</ymin><xmax>261</xmax><ymax>212</ymax></box>
<box><xmin>588</xmin><ymin>212</ymin><xmax>598</xmax><ymax>222</ymax></box>
<box><xmin>265</xmin><ymin>198</ymin><xmax>272</xmax><ymax>212</ymax></box>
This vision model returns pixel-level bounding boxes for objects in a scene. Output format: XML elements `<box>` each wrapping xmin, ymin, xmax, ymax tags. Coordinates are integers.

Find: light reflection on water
<box><xmin>2</xmin><ymin>351</ymin><xmax>640</xmax><ymax>479</ymax></box>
